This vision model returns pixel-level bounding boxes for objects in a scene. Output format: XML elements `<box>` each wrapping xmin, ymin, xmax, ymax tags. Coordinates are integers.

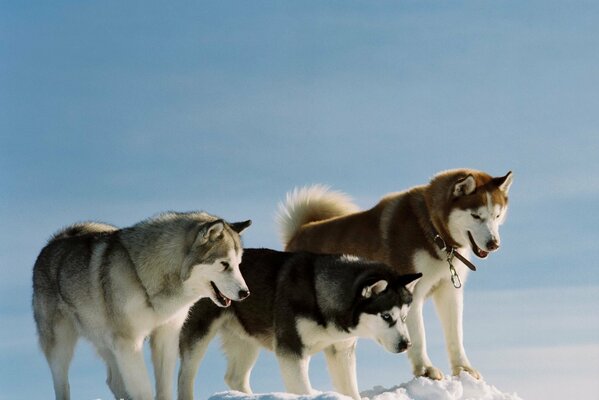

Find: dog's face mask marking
<box><xmin>357</xmin><ymin>304</ymin><xmax>412</xmax><ymax>353</ymax></box>
<box><xmin>183</xmin><ymin>220</ymin><xmax>251</xmax><ymax>307</ymax></box>
<box><xmin>448</xmin><ymin>172</ymin><xmax>513</xmax><ymax>258</ymax></box>
<box><xmin>353</xmin><ymin>274</ymin><xmax>421</xmax><ymax>353</ymax></box>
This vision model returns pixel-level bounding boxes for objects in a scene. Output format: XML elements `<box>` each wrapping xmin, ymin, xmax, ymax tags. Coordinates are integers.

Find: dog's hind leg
<box><xmin>221</xmin><ymin>331</ymin><xmax>260</xmax><ymax>393</ymax></box>
<box><xmin>432</xmin><ymin>280</ymin><xmax>480</xmax><ymax>379</ymax></box>
<box><xmin>324</xmin><ymin>339</ymin><xmax>360</xmax><ymax>400</ymax></box>
<box><xmin>41</xmin><ymin>314</ymin><xmax>78</xmax><ymax>400</ymax></box>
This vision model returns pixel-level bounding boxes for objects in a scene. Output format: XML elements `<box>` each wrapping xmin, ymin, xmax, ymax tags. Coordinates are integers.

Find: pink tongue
<box><xmin>224</xmin><ymin>298</ymin><xmax>231</xmax><ymax>307</ymax></box>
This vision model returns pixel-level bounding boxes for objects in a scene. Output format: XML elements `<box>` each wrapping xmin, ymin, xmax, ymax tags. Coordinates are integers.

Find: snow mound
<box><xmin>208</xmin><ymin>374</ymin><xmax>522</xmax><ymax>400</ymax></box>
<box><xmin>362</xmin><ymin>373</ymin><xmax>523</xmax><ymax>400</ymax></box>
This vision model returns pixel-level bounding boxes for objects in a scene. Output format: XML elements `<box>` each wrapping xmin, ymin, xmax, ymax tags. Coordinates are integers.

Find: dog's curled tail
<box><xmin>276</xmin><ymin>184</ymin><xmax>359</xmax><ymax>246</ymax></box>
<box><xmin>50</xmin><ymin>222</ymin><xmax>118</xmax><ymax>242</ymax></box>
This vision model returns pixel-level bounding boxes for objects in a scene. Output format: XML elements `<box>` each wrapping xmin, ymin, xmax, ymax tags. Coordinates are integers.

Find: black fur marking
<box><xmin>179</xmin><ymin>298</ymin><xmax>224</xmax><ymax>354</ymax></box>
<box><xmin>181</xmin><ymin>249</ymin><xmax>416</xmax><ymax>361</ymax></box>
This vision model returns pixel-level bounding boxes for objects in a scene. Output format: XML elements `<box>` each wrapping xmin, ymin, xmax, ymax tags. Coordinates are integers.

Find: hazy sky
<box><xmin>1</xmin><ymin>1</ymin><xmax>598</xmax><ymax>399</ymax></box>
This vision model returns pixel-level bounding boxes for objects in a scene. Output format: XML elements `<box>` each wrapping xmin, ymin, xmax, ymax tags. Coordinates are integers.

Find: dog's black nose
<box><xmin>396</xmin><ymin>339</ymin><xmax>411</xmax><ymax>353</ymax></box>
<box><xmin>238</xmin><ymin>289</ymin><xmax>250</xmax><ymax>300</ymax></box>
<box><xmin>486</xmin><ymin>239</ymin><xmax>500</xmax><ymax>251</ymax></box>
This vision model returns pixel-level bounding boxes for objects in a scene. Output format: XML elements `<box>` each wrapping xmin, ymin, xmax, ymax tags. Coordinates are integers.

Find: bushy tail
<box><xmin>276</xmin><ymin>185</ymin><xmax>360</xmax><ymax>246</ymax></box>
<box><xmin>50</xmin><ymin>222</ymin><xmax>118</xmax><ymax>242</ymax></box>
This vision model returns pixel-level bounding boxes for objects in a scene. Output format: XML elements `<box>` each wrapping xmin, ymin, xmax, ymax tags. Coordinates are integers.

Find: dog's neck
<box><xmin>411</xmin><ymin>190</ymin><xmax>478</xmax><ymax>273</ymax></box>
<box><xmin>411</xmin><ymin>190</ymin><xmax>459</xmax><ymax>254</ymax></box>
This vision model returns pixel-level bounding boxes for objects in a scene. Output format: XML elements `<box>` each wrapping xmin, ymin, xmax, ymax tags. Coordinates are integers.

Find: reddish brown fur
<box><xmin>285</xmin><ymin>169</ymin><xmax>510</xmax><ymax>275</ymax></box>
<box><xmin>287</xmin><ymin>207</ymin><xmax>387</xmax><ymax>262</ymax></box>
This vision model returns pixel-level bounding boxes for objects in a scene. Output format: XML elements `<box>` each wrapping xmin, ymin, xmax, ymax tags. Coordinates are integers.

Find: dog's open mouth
<box><xmin>468</xmin><ymin>232</ymin><xmax>489</xmax><ymax>259</ymax></box>
<box><xmin>210</xmin><ymin>281</ymin><xmax>232</xmax><ymax>307</ymax></box>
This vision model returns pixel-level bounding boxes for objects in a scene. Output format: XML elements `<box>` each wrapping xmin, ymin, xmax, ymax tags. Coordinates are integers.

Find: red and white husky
<box><xmin>277</xmin><ymin>169</ymin><xmax>513</xmax><ymax>380</ymax></box>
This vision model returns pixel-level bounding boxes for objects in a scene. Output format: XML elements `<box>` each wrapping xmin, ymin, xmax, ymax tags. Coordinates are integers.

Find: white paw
<box><xmin>452</xmin><ymin>365</ymin><xmax>481</xmax><ymax>380</ymax></box>
<box><xmin>413</xmin><ymin>365</ymin><xmax>444</xmax><ymax>380</ymax></box>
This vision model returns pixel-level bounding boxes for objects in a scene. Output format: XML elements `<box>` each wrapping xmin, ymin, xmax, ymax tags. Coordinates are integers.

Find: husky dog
<box><xmin>32</xmin><ymin>212</ymin><xmax>251</xmax><ymax>400</ymax></box>
<box><xmin>178</xmin><ymin>248</ymin><xmax>422</xmax><ymax>400</ymax></box>
<box><xmin>277</xmin><ymin>169</ymin><xmax>513</xmax><ymax>380</ymax></box>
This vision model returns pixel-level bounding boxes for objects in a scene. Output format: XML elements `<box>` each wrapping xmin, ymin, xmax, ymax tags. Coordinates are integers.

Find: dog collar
<box><xmin>433</xmin><ymin>234</ymin><xmax>477</xmax><ymax>272</ymax></box>
<box><xmin>412</xmin><ymin>193</ymin><xmax>477</xmax><ymax>288</ymax></box>
<box><xmin>433</xmin><ymin>233</ymin><xmax>478</xmax><ymax>289</ymax></box>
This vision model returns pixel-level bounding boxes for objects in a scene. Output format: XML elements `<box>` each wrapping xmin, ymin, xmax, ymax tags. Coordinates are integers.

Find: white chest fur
<box><xmin>295</xmin><ymin>318</ymin><xmax>355</xmax><ymax>355</ymax></box>
<box><xmin>412</xmin><ymin>248</ymin><xmax>471</xmax><ymax>298</ymax></box>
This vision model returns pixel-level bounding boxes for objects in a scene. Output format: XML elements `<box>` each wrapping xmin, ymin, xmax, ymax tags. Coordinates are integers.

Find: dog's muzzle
<box><xmin>396</xmin><ymin>339</ymin><xmax>411</xmax><ymax>353</ymax></box>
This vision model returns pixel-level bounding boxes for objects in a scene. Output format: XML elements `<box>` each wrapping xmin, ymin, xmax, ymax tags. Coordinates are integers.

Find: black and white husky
<box><xmin>178</xmin><ymin>248</ymin><xmax>421</xmax><ymax>400</ymax></box>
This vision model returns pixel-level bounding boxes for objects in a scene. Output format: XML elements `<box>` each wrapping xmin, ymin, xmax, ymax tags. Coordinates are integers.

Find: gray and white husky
<box><xmin>178</xmin><ymin>248</ymin><xmax>421</xmax><ymax>400</ymax></box>
<box><xmin>32</xmin><ymin>212</ymin><xmax>251</xmax><ymax>400</ymax></box>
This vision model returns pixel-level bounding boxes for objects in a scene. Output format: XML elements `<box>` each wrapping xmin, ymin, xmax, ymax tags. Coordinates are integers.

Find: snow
<box><xmin>208</xmin><ymin>373</ymin><xmax>523</xmax><ymax>400</ymax></box>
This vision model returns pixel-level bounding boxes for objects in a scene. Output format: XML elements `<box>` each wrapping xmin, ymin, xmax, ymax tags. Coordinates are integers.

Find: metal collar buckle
<box><xmin>446</xmin><ymin>248</ymin><xmax>462</xmax><ymax>289</ymax></box>
<box><xmin>434</xmin><ymin>234</ymin><xmax>447</xmax><ymax>251</ymax></box>
<box><xmin>435</xmin><ymin>234</ymin><xmax>462</xmax><ymax>289</ymax></box>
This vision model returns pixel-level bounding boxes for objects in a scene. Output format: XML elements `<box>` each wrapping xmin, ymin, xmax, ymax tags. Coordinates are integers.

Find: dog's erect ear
<box><xmin>362</xmin><ymin>280</ymin><xmax>388</xmax><ymax>298</ymax></box>
<box><xmin>181</xmin><ymin>220</ymin><xmax>225</xmax><ymax>281</ymax></box>
<box><xmin>197</xmin><ymin>220</ymin><xmax>225</xmax><ymax>244</ymax></box>
<box><xmin>453</xmin><ymin>175</ymin><xmax>477</xmax><ymax>197</ymax></box>
<box><xmin>493</xmin><ymin>171</ymin><xmax>513</xmax><ymax>195</ymax></box>
<box><xmin>397</xmin><ymin>273</ymin><xmax>422</xmax><ymax>294</ymax></box>
<box><xmin>229</xmin><ymin>220</ymin><xmax>252</xmax><ymax>234</ymax></box>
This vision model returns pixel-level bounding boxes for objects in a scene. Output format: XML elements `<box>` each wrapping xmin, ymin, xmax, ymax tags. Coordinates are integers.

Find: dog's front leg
<box><xmin>432</xmin><ymin>280</ymin><xmax>480</xmax><ymax>379</ymax></box>
<box><xmin>276</xmin><ymin>352</ymin><xmax>314</xmax><ymax>395</ymax></box>
<box><xmin>406</xmin><ymin>293</ymin><xmax>444</xmax><ymax>380</ymax></box>
<box><xmin>112</xmin><ymin>337</ymin><xmax>153</xmax><ymax>400</ymax></box>
<box><xmin>323</xmin><ymin>339</ymin><xmax>360</xmax><ymax>400</ymax></box>
<box><xmin>97</xmin><ymin>346</ymin><xmax>128</xmax><ymax>399</ymax></box>
<box><xmin>151</xmin><ymin>315</ymin><xmax>187</xmax><ymax>400</ymax></box>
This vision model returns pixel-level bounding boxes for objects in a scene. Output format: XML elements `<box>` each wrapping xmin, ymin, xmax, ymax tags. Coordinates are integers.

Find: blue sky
<box><xmin>1</xmin><ymin>1</ymin><xmax>598</xmax><ymax>399</ymax></box>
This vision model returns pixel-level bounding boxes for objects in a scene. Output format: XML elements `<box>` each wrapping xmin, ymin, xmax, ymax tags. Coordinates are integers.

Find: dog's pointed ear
<box><xmin>362</xmin><ymin>280</ymin><xmax>388</xmax><ymax>298</ymax></box>
<box><xmin>493</xmin><ymin>171</ymin><xmax>513</xmax><ymax>195</ymax></box>
<box><xmin>197</xmin><ymin>220</ymin><xmax>225</xmax><ymax>244</ymax></box>
<box><xmin>453</xmin><ymin>175</ymin><xmax>477</xmax><ymax>197</ymax></box>
<box><xmin>230</xmin><ymin>220</ymin><xmax>252</xmax><ymax>234</ymax></box>
<box><xmin>397</xmin><ymin>273</ymin><xmax>422</xmax><ymax>294</ymax></box>
<box><xmin>181</xmin><ymin>220</ymin><xmax>225</xmax><ymax>282</ymax></box>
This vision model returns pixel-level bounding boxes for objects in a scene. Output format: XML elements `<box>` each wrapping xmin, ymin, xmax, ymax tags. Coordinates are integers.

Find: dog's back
<box><xmin>278</xmin><ymin>186</ymin><xmax>397</xmax><ymax>266</ymax></box>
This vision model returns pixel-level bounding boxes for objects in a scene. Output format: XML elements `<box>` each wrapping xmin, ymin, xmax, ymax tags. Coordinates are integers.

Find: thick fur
<box><xmin>33</xmin><ymin>212</ymin><xmax>251</xmax><ymax>400</ymax></box>
<box><xmin>178</xmin><ymin>248</ymin><xmax>421</xmax><ymax>400</ymax></box>
<box><xmin>277</xmin><ymin>169</ymin><xmax>513</xmax><ymax>380</ymax></box>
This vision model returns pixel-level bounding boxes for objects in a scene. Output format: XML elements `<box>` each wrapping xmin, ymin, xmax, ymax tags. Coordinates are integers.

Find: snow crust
<box><xmin>208</xmin><ymin>373</ymin><xmax>523</xmax><ymax>400</ymax></box>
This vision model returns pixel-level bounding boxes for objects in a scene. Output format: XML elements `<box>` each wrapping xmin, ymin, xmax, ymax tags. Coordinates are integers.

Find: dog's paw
<box><xmin>452</xmin><ymin>365</ymin><xmax>481</xmax><ymax>380</ymax></box>
<box><xmin>413</xmin><ymin>365</ymin><xmax>444</xmax><ymax>380</ymax></box>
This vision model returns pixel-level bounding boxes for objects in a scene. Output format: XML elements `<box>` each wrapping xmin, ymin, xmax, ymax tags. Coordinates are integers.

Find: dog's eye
<box><xmin>471</xmin><ymin>213</ymin><xmax>481</xmax><ymax>220</ymax></box>
<box><xmin>381</xmin><ymin>313</ymin><xmax>392</xmax><ymax>322</ymax></box>
<box><xmin>220</xmin><ymin>261</ymin><xmax>230</xmax><ymax>270</ymax></box>
<box><xmin>401</xmin><ymin>314</ymin><xmax>407</xmax><ymax>323</ymax></box>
